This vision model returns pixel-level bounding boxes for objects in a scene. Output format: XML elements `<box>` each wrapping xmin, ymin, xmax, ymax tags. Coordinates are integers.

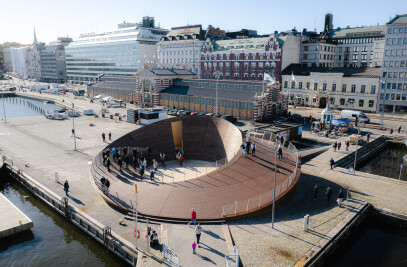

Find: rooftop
<box><xmin>211</xmin><ymin>36</ymin><xmax>276</xmax><ymax>52</ymax></box>
<box><xmin>282</xmin><ymin>64</ymin><xmax>381</xmax><ymax>78</ymax></box>
<box><xmin>388</xmin><ymin>14</ymin><xmax>407</xmax><ymax>25</ymax></box>
<box><xmin>330</xmin><ymin>25</ymin><xmax>386</xmax><ymax>39</ymax></box>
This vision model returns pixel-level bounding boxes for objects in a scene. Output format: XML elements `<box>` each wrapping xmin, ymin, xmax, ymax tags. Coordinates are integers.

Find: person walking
<box><xmin>333</xmin><ymin>141</ymin><xmax>337</xmax><ymax>152</ymax></box>
<box><xmin>346</xmin><ymin>140</ymin><xmax>350</xmax><ymax>151</ymax></box>
<box><xmin>179</xmin><ymin>153</ymin><xmax>184</xmax><ymax>167</ymax></box>
<box><xmin>124</xmin><ymin>154</ymin><xmax>129</xmax><ymax>169</ymax></box>
<box><xmin>143</xmin><ymin>158</ymin><xmax>147</xmax><ymax>170</ymax></box>
<box><xmin>251</xmin><ymin>142</ymin><xmax>256</xmax><ymax>156</ymax></box>
<box><xmin>106</xmin><ymin>157</ymin><xmax>111</xmax><ymax>172</ymax></box>
<box><xmin>390</xmin><ymin>128</ymin><xmax>393</xmax><ymax>135</ymax></box>
<box><xmin>246</xmin><ymin>140</ymin><xmax>251</xmax><ymax>155</ymax></box>
<box><xmin>161</xmin><ymin>153</ymin><xmax>166</xmax><ymax>168</ymax></box>
<box><xmin>280</xmin><ymin>136</ymin><xmax>285</xmax><ymax>147</ymax></box>
<box><xmin>111</xmin><ymin>147</ymin><xmax>116</xmax><ymax>161</ymax></box>
<box><xmin>118</xmin><ymin>157</ymin><xmax>123</xmax><ymax>171</ymax></box>
<box><xmin>366</xmin><ymin>133</ymin><xmax>370</xmax><ymax>143</ymax></box>
<box><xmin>330</xmin><ymin>158</ymin><xmax>335</xmax><ymax>170</ymax></box>
<box><xmin>326</xmin><ymin>186</ymin><xmax>333</xmax><ymax>203</ymax></box>
<box><xmin>192</xmin><ymin>241</ymin><xmax>197</xmax><ymax>254</ymax></box>
<box><xmin>102</xmin><ymin>132</ymin><xmax>106</xmax><ymax>142</ymax></box>
<box><xmin>278</xmin><ymin>146</ymin><xmax>283</xmax><ymax>159</ymax></box>
<box><xmin>337</xmin><ymin>189</ymin><xmax>344</xmax><ymax>207</ymax></box>
<box><xmin>241</xmin><ymin>143</ymin><xmax>246</xmax><ymax>157</ymax></box>
<box><xmin>195</xmin><ymin>224</ymin><xmax>202</xmax><ymax>246</ymax></box>
<box><xmin>398</xmin><ymin>125</ymin><xmax>401</xmax><ymax>134</ymax></box>
<box><xmin>63</xmin><ymin>180</ymin><xmax>69</xmax><ymax>196</ymax></box>
<box><xmin>153</xmin><ymin>159</ymin><xmax>158</xmax><ymax>172</ymax></box>
<box><xmin>150</xmin><ymin>170</ymin><xmax>155</xmax><ymax>181</ymax></box>
<box><xmin>337</xmin><ymin>142</ymin><xmax>342</xmax><ymax>151</ymax></box>
<box><xmin>108</xmin><ymin>132</ymin><xmax>112</xmax><ymax>141</ymax></box>
<box><xmin>139</xmin><ymin>166</ymin><xmax>144</xmax><ymax>180</ymax></box>
<box><xmin>71</xmin><ymin>128</ymin><xmax>75</xmax><ymax>137</ymax></box>
<box><xmin>313</xmin><ymin>184</ymin><xmax>319</xmax><ymax>200</ymax></box>
<box><xmin>188</xmin><ymin>208</ymin><xmax>197</xmax><ymax>226</ymax></box>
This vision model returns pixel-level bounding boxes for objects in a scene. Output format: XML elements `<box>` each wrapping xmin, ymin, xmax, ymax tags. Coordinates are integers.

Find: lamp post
<box><xmin>379</xmin><ymin>79</ymin><xmax>386</xmax><ymax>130</ymax></box>
<box><xmin>1</xmin><ymin>88</ymin><xmax>6</xmax><ymax>123</ymax></box>
<box><xmin>353</xmin><ymin>116</ymin><xmax>360</xmax><ymax>175</ymax></box>
<box><xmin>215</xmin><ymin>71</ymin><xmax>220</xmax><ymax>116</ymax></box>
<box><xmin>272</xmin><ymin>137</ymin><xmax>279</xmax><ymax>228</ymax></box>
<box><xmin>72</xmin><ymin>103</ymin><xmax>77</xmax><ymax>151</ymax></box>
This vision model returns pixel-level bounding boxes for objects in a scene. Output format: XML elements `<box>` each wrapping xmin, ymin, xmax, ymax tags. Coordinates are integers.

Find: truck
<box><xmin>30</xmin><ymin>84</ymin><xmax>49</xmax><ymax>91</ymax></box>
<box><xmin>341</xmin><ymin>110</ymin><xmax>370</xmax><ymax>123</ymax></box>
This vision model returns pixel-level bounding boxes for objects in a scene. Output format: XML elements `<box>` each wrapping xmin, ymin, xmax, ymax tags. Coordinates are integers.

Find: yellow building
<box><xmin>281</xmin><ymin>64</ymin><xmax>380</xmax><ymax>112</ymax></box>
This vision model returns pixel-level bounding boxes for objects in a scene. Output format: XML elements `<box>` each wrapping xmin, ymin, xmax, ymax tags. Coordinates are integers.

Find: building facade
<box><xmin>10</xmin><ymin>46</ymin><xmax>29</xmax><ymax>79</ymax></box>
<box><xmin>380</xmin><ymin>14</ymin><xmax>407</xmax><ymax>113</ymax></box>
<box><xmin>281</xmin><ymin>64</ymin><xmax>380</xmax><ymax>112</ymax></box>
<box><xmin>27</xmin><ymin>42</ymin><xmax>44</xmax><ymax>81</ymax></box>
<box><xmin>201</xmin><ymin>34</ymin><xmax>282</xmax><ymax>81</ymax></box>
<box><xmin>65</xmin><ymin>17</ymin><xmax>168</xmax><ymax>84</ymax></box>
<box><xmin>157</xmin><ymin>25</ymin><xmax>205</xmax><ymax>78</ymax></box>
<box><xmin>300</xmin><ymin>41</ymin><xmax>337</xmax><ymax>68</ymax></box>
<box><xmin>40</xmin><ymin>37</ymin><xmax>72</xmax><ymax>83</ymax></box>
<box><xmin>3</xmin><ymin>48</ymin><xmax>13</xmax><ymax>71</ymax></box>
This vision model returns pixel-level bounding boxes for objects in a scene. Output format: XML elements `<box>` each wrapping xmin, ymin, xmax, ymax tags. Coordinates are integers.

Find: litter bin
<box><xmin>102</xmin><ymin>113</ymin><xmax>105</xmax><ymax>118</ymax></box>
<box><xmin>110</xmin><ymin>115</ymin><xmax>113</xmax><ymax>119</ymax></box>
<box><xmin>119</xmin><ymin>116</ymin><xmax>122</xmax><ymax>121</ymax></box>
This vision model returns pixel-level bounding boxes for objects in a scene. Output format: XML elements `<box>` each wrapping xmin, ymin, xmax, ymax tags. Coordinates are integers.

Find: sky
<box><xmin>0</xmin><ymin>0</ymin><xmax>406</xmax><ymax>44</ymax></box>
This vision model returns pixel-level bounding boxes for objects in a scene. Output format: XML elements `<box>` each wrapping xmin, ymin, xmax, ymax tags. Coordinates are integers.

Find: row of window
<box><xmin>381</xmin><ymin>93</ymin><xmax>407</xmax><ymax>101</ymax></box>
<box><xmin>160</xmin><ymin>94</ymin><xmax>255</xmax><ymax>109</ymax></box>
<box><xmin>384</xmin><ymin>49</ymin><xmax>407</xmax><ymax>57</ymax></box>
<box><xmin>176</xmin><ymin>81</ymin><xmax>263</xmax><ymax>91</ymax></box>
<box><xmin>203</xmin><ymin>53</ymin><xmax>277</xmax><ymax>61</ymax></box>
<box><xmin>387</xmin><ymin>27</ymin><xmax>407</xmax><ymax>34</ymax></box>
<box><xmin>284</xmin><ymin>81</ymin><xmax>376</xmax><ymax>94</ymax></box>
<box><xmin>382</xmin><ymin>71</ymin><xmax>407</xmax><ymax>79</ymax></box>
<box><xmin>383</xmin><ymin>83</ymin><xmax>407</xmax><ymax>90</ymax></box>
<box><xmin>336</xmin><ymin>37</ymin><xmax>381</xmax><ymax>45</ymax></box>
<box><xmin>160</xmin><ymin>49</ymin><xmax>201</xmax><ymax>56</ymax></box>
<box><xmin>383</xmin><ymin>61</ymin><xmax>407</xmax><ymax>68</ymax></box>
<box><xmin>385</xmin><ymin>38</ymin><xmax>407</xmax><ymax>45</ymax></box>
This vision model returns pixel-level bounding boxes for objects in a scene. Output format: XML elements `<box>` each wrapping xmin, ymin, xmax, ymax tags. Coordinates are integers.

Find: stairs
<box><xmin>124</xmin><ymin>212</ymin><xmax>226</xmax><ymax>225</ymax></box>
<box><xmin>335</xmin><ymin>135</ymin><xmax>388</xmax><ymax>169</ymax></box>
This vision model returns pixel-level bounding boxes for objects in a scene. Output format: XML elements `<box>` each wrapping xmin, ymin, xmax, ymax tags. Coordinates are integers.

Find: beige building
<box><xmin>281</xmin><ymin>64</ymin><xmax>380</xmax><ymax>112</ymax></box>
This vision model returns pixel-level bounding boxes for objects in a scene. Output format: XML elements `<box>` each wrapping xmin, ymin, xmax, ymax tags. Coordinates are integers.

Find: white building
<box><xmin>282</xmin><ymin>64</ymin><xmax>380</xmax><ymax>112</ymax></box>
<box><xmin>10</xmin><ymin>46</ymin><xmax>30</xmax><ymax>79</ymax></box>
<box><xmin>3</xmin><ymin>48</ymin><xmax>13</xmax><ymax>71</ymax></box>
<box><xmin>157</xmin><ymin>25</ymin><xmax>205</xmax><ymax>78</ymax></box>
<box><xmin>65</xmin><ymin>17</ymin><xmax>168</xmax><ymax>83</ymax></box>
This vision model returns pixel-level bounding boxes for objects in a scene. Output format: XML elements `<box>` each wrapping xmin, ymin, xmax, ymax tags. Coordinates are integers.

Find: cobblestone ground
<box><xmin>229</xmin><ymin>168</ymin><xmax>362</xmax><ymax>267</ymax></box>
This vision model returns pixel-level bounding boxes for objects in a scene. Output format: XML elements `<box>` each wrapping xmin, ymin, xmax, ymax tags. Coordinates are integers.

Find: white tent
<box><xmin>103</xmin><ymin>96</ymin><xmax>119</xmax><ymax>101</ymax></box>
<box><xmin>94</xmin><ymin>94</ymin><xmax>108</xmax><ymax>99</ymax></box>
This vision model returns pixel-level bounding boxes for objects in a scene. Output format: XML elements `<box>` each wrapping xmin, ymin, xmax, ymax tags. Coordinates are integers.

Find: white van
<box><xmin>341</xmin><ymin>110</ymin><xmax>370</xmax><ymax>123</ymax></box>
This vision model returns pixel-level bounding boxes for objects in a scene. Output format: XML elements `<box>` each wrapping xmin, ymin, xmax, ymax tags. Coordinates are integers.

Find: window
<box><xmin>332</xmin><ymin>83</ymin><xmax>337</xmax><ymax>92</ymax></box>
<box><xmin>306</xmin><ymin>82</ymin><xmax>310</xmax><ymax>89</ymax></box>
<box><xmin>340</xmin><ymin>98</ymin><xmax>345</xmax><ymax>105</ymax></box>
<box><xmin>291</xmin><ymin>81</ymin><xmax>296</xmax><ymax>89</ymax></box>
<box><xmin>388</xmin><ymin>29</ymin><xmax>392</xmax><ymax>34</ymax></box>
<box><xmin>404</xmin><ymin>38</ymin><xmax>407</xmax><ymax>45</ymax></box>
<box><xmin>394</xmin><ymin>28</ymin><xmax>399</xmax><ymax>34</ymax></box>
<box><xmin>322</xmin><ymin>83</ymin><xmax>327</xmax><ymax>91</ymax></box>
<box><xmin>313</xmin><ymin>83</ymin><xmax>318</xmax><ymax>90</ymax></box>
<box><xmin>391</xmin><ymin>50</ymin><xmax>396</xmax><ymax>56</ymax></box>
<box><xmin>361</xmin><ymin>85</ymin><xmax>366</xmax><ymax>93</ymax></box>
<box><xmin>359</xmin><ymin>99</ymin><xmax>364</xmax><ymax>107</ymax></box>
<box><xmin>299</xmin><ymin>82</ymin><xmax>303</xmax><ymax>89</ymax></box>
<box><xmin>370</xmin><ymin>85</ymin><xmax>376</xmax><ymax>94</ymax></box>
<box><xmin>284</xmin><ymin>81</ymin><xmax>288</xmax><ymax>88</ymax></box>
<box><xmin>369</xmin><ymin>100</ymin><xmax>374</xmax><ymax>108</ymax></box>
<box><xmin>398</xmin><ymin>38</ymin><xmax>403</xmax><ymax>45</ymax></box>
<box><xmin>342</xmin><ymin>84</ymin><xmax>347</xmax><ymax>92</ymax></box>
<box><xmin>386</xmin><ymin>38</ymin><xmax>391</xmax><ymax>45</ymax></box>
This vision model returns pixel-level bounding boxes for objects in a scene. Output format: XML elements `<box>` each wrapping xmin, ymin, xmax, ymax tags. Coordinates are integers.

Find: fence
<box><xmin>222</xmin><ymin>130</ymin><xmax>300</xmax><ymax>217</ymax></box>
<box><xmin>225</xmin><ymin>246</ymin><xmax>239</xmax><ymax>267</ymax></box>
<box><xmin>1</xmin><ymin>155</ymin><xmax>138</xmax><ymax>266</ymax></box>
<box><xmin>163</xmin><ymin>242</ymin><xmax>180</xmax><ymax>267</ymax></box>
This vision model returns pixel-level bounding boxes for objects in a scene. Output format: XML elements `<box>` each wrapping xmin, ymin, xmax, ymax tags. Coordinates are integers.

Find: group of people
<box><xmin>102</xmin><ymin>146</ymin><xmax>168</xmax><ymax>182</ymax></box>
<box><xmin>176</xmin><ymin>148</ymin><xmax>185</xmax><ymax>167</ymax></box>
<box><xmin>314</xmin><ymin>185</ymin><xmax>345</xmax><ymax>207</ymax></box>
<box><xmin>241</xmin><ymin>140</ymin><xmax>256</xmax><ymax>157</ymax></box>
<box><xmin>101</xmin><ymin>132</ymin><xmax>112</xmax><ymax>142</ymax></box>
<box><xmin>188</xmin><ymin>208</ymin><xmax>204</xmax><ymax>255</ymax></box>
<box><xmin>389</xmin><ymin>126</ymin><xmax>402</xmax><ymax>135</ymax></box>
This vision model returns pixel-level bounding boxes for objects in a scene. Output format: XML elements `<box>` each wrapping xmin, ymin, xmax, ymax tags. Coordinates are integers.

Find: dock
<box><xmin>0</xmin><ymin>192</ymin><xmax>33</xmax><ymax>239</ymax></box>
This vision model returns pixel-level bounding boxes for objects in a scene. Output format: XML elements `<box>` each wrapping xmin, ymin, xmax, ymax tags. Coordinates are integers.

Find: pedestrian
<box><xmin>366</xmin><ymin>133</ymin><xmax>370</xmax><ymax>143</ymax></box>
<box><xmin>188</xmin><ymin>208</ymin><xmax>197</xmax><ymax>226</ymax></box>
<box><xmin>246</xmin><ymin>140</ymin><xmax>251</xmax><ymax>155</ymax></box>
<box><xmin>346</xmin><ymin>140</ymin><xmax>350</xmax><ymax>151</ymax></box>
<box><xmin>111</xmin><ymin>147</ymin><xmax>116</xmax><ymax>160</ymax></box>
<box><xmin>71</xmin><ymin>128</ymin><xmax>75</xmax><ymax>137</ymax></box>
<box><xmin>150</xmin><ymin>170</ymin><xmax>155</xmax><ymax>181</ymax></box>
<box><xmin>330</xmin><ymin>158</ymin><xmax>335</xmax><ymax>170</ymax></box>
<box><xmin>313</xmin><ymin>184</ymin><xmax>318</xmax><ymax>200</ymax></box>
<box><xmin>326</xmin><ymin>186</ymin><xmax>333</xmax><ymax>203</ymax></box>
<box><xmin>179</xmin><ymin>153</ymin><xmax>184</xmax><ymax>167</ymax></box>
<box><xmin>143</xmin><ymin>158</ymin><xmax>147</xmax><ymax>170</ymax></box>
<box><xmin>390</xmin><ymin>128</ymin><xmax>393</xmax><ymax>135</ymax></box>
<box><xmin>337</xmin><ymin>189</ymin><xmax>344</xmax><ymax>207</ymax></box>
<box><xmin>195</xmin><ymin>224</ymin><xmax>202</xmax><ymax>246</ymax></box>
<box><xmin>398</xmin><ymin>125</ymin><xmax>401</xmax><ymax>134</ymax></box>
<box><xmin>106</xmin><ymin>157</ymin><xmax>111</xmax><ymax>172</ymax></box>
<box><xmin>338</xmin><ymin>142</ymin><xmax>341</xmax><ymax>151</ymax></box>
<box><xmin>251</xmin><ymin>142</ymin><xmax>256</xmax><ymax>156</ymax></box>
<box><xmin>241</xmin><ymin>143</ymin><xmax>246</xmax><ymax>157</ymax></box>
<box><xmin>333</xmin><ymin>141</ymin><xmax>337</xmax><ymax>152</ymax></box>
<box><xmin>139</xmin><ymin>166</ymin><xmax>144</xmax><ymax>180</ymax></box>
<box><xmin>109</xmin><ymin>132</ymin><xmax>112</xmax><ymax>140</ymax></box>
<box><xmin>162</xmin><ymin>153</ymin><xmax>166</xmax><ymax>168</ymax></box>
<box><xmin>124</xmin><ymin>154</ymin><xmax>130</xmax><ymax>169</ymax></box>
<box><xmin>280</xmin><ymin>136</ymin><xmax>285</xmax><ymax>147</ymax></box>
<box><xmin>153</xmin><ymin>159</ymin><xmax>158</xmax><ymax>171</ymax></box>
<box><xmin>102</xmin><ymin>132</ymin><xmax>106</xmax><ymax>142</ymax></box>
<box><xmin>118</xmin><ymin>157</ymin><xmax>123</xmax><ymax>171</ymax></box>
<box><xmin>192</xmin><ymin>241</ymin><xmax>197</xmax><ymax>254</ymax></box>
<box><xmin>63</xmin><ymin>180</ymin><xmax>69</xmax><ymax>196</ymax></box>
<box><xmin>278</xmin><ymin>146</ymin><xmax>283</xmax><ymax>159</ymax></box>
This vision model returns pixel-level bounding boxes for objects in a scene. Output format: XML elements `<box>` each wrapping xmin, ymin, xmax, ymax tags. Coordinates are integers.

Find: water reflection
<box><xmin>0</xmin><ymin>96</ymin><xmax>60</xmax><ymax>119</ymax></box>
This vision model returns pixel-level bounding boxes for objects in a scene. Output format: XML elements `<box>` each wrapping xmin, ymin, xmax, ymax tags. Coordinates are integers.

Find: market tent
<box><xmin>331</xmin><ymin>118</ymin><xmax>352</xmax><ymax>126</ymax></box>
<box><xmin>94</xmin><ymin>94</ymin><xmax>108</xmax><ymax>99</ymax></box>
<box><xmin>103</xmin><ymin>96</ymin><xmax>119</xmax><ymax>101</ymax></box>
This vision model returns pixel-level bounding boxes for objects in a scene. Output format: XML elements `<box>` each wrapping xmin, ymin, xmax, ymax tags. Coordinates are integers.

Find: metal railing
<box><xmin>222</xmin><ymin>130</ymin><xmax>300</xmax><ymax>217</ymax></box>
<box><xmin>163</xmin><ymin>242</ymin><xmax>180</xmax><ymax>267</ymax></box>
<box><xmin>225</xmin><ymin>246</ymin><xmax>239</xmax><ymax>267</ymax></box>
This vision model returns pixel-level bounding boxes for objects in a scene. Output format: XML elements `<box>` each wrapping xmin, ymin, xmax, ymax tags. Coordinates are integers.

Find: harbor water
<box><xmin>0</xmin><ymin>96</ymin><xmax>60</xmax><ymax>119</ymax></box>
<box><xmin>0</xmin><ymin>171</ymin><xmax>125</xmax><ymax>267</ymax></box>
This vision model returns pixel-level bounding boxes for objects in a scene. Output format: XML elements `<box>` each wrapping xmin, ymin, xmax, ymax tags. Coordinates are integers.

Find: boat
<box><xmin>44</xmin><ymin>100</ymin><xmax>53</xmax><ymax>104</ymax></box>
<box><xmin>44</xmin><ymin>110</ymin><xmax>68</xmax><ymax>120</ymax></box>
<box><xmin>67</xmin><ymin>109</ymin><xmax>81</xmax><ymax>117</ymax></box>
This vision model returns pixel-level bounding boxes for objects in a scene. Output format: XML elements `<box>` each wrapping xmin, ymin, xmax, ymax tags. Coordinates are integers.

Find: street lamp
<box><xmin>272</xmin><ymin>137</ymin><xmax>279</xmax><ymax>228</ymax></box>
<box><xmin>353</xmin><ymin>116</ymin><xmax>360</xmax><ymax>175</ymax></box>
<box><xmin>379</xmin><ymin>78</ymin><xmax>386</xmax><ymax>130</ymax></box>
<box><xmin>72</xmin><ymin>103</ymin><xmax>77</xmax><ymax>151</ymax></box>
<box><xmin>215</xmin><ymin>71</ymin><xmax>220</xmax><ymax>116</ymax></box>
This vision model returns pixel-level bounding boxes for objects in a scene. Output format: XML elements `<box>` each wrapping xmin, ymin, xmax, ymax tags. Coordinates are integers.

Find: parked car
<box><xmin>341</xmin><ymin>110</ymin><xmax>370</xmax><ymax>123</ymax></box>
<box><xmin>221</xmin><ymin>115</ymin><xmax>237</xmax><ymax>123</ymax></box>
<box><xmin>190</xmin><ymin>112</ymin><xmax>198</xmax><ymax>115</ymax></box>
<box><xmin>205</xmin><ymin>113</ymin><xmax>215</xmax><ymax>116</ymax></box>
<box><xmin>167</xmin><ymin>109</ymin><xmax>178</xmax><ymax>116</ymax></box>
<box><xmin>176</xmin><ymin>110</ymin><xmax>185</xmax><ymax>116</ymax></box>
<box><xmin>8</xmin><ymin>87</ymin><xmax>16</xmax><ymax>91</ymax></box>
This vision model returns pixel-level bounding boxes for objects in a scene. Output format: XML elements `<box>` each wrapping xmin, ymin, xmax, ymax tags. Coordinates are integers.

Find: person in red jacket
<box><xmin>188</xmin><ymin>208</ymin><xmax>196</xmax><ymax>226</ymax></box>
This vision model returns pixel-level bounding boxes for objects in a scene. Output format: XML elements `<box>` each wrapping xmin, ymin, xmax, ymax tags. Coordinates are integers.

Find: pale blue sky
<box><xmin>1</xmin><ymin>0</ymin><xmax>405</xmax><ymax>44</ymax></box>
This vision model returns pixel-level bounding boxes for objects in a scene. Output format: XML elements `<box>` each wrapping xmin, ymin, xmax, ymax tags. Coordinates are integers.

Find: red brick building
<box><xmin>201</xmin><ymin>34</ymin><xmax>282</xmax><ymax>81</ymax></box>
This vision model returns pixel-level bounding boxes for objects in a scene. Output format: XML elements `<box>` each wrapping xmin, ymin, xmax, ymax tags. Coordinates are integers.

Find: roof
<box><xmin>388</xmin><ymin>14</ymin><xmax>407</xmax><ymax>25</ymax></box>
<box><xmin>330</xmin><ymin>25</ymin><xmax>385</xmax><ymax>39</ymax></box>
<box><xmin>282</xmin><ymin>64</ymin><xmax>381</xmax><ymax>78</ymax></box>
<box><xmin>160</xmin><ymin>85</ymin><xmax>257</xmax><ymax>102</ymax></box>
<box><xmin>211</xmin><ymin>37</ymin><xmax>271</xmax><ymax>52</ymax></box>
<box><xmin>90</xmin><ymin>81</ymin><xmax>136</xmax><ymax>90</ymax></box>
<box><xmin>163</xmin><ymin>25</ymin><xmax>204</xmax><ymax>41</ymax></box>
<box><xmin>150</xmin><ymin>69</ymin><xmax>196</xmax><ymax>76</ymax></box>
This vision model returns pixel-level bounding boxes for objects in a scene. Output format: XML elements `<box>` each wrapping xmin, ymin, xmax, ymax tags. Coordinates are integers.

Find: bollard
<box><xmin>303</xmin><ymin>214</ymin><xmax>310</xmax><ymax>231</ymax></box>
<box><xmin>54</xmin><ymin>171</ymin><xmax>59</xmax><ymax>183</ymax></box>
